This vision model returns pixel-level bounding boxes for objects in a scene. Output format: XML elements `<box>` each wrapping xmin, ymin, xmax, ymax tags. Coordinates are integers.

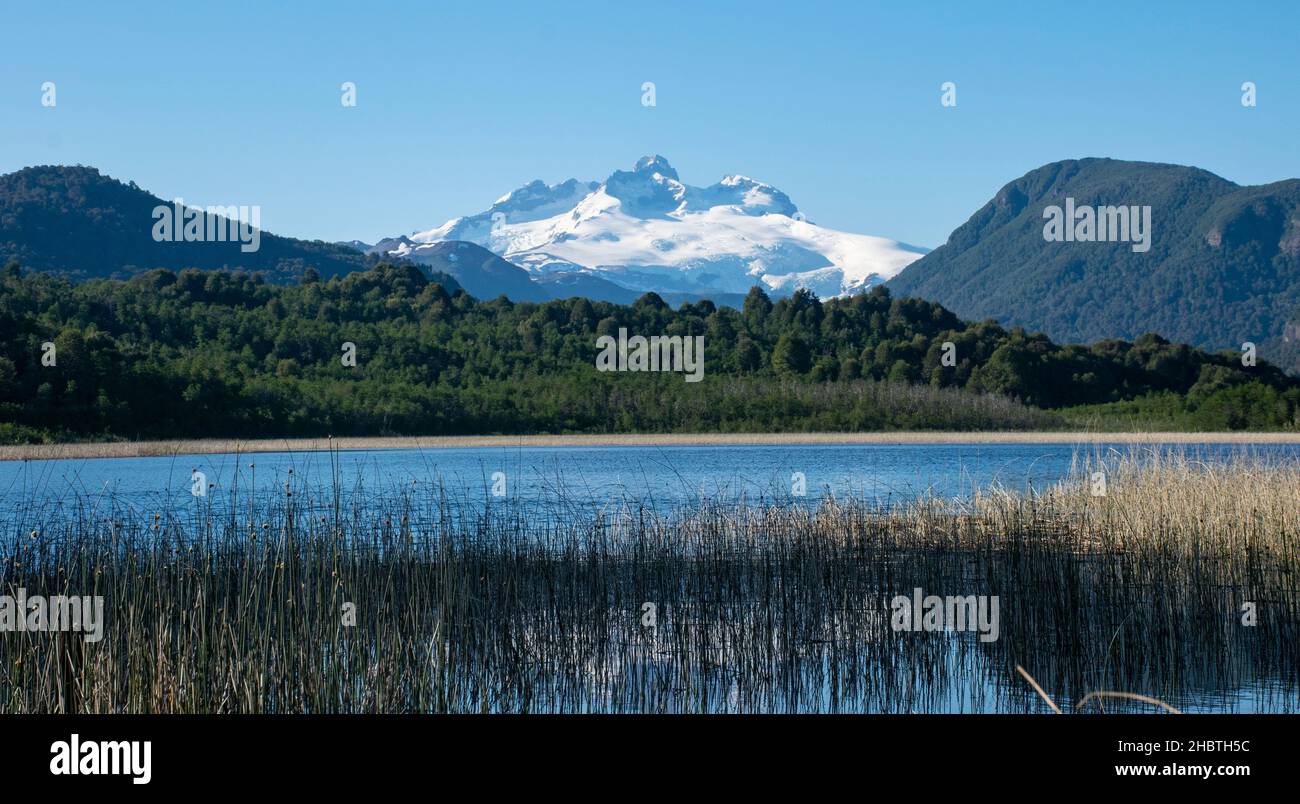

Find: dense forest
<box><xmin>1</xmin><ymin>259</ymin><xmax>1297</xmax><ymax>442</ymax></box>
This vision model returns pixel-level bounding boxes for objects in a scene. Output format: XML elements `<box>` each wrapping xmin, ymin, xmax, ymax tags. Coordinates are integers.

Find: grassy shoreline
<box><xmin>3</xmin><ymin>430</ymin><xmax>1300</xmax><ymax>461</ymax></box>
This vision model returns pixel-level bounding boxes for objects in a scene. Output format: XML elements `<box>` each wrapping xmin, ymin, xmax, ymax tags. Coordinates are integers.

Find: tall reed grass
<box><xmin>1</xmin><ymin>450</ymin><xmax>1295</xmax><ymax>713</ymax></box>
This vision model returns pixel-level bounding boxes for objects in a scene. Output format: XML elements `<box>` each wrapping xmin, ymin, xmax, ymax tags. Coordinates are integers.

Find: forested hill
<box><xmin>0</xmin><ymin>165</ymin><xmax>376</xmax><ymax>283</ymax></box>
<box><xmin>0</xmin><ymin>260</ymin><xmax>1296</xmax><ymax>442</ymax></box>
<box><xmin>888</xmin><ymin>158</ymin><xmax>1300</xmax><ymax>375</ymax></box>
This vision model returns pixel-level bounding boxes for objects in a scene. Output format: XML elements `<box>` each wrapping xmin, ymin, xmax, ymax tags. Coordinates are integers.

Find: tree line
<box><xmin>1</xmin><ymin>259</ymin><xmax>1296</xmax><ymax>442</ymax></box>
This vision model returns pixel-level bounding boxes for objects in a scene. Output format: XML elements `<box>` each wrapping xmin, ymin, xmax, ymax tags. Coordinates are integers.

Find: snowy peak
<box><xmin>491</xmin><ymin>177</ymin><xmax>600</xmax><ymax>218</ymax></box>
<box><xmin>599</xmin><ymin>156</ymin><xmax>797</xmax><ymax>219</ymax></box>
<box><xmin>630</xmin><ymin>154</ymin><xmax>679</xmax><ymax>180</ymax></box>
<box><xmin>415</xmin><ymin>177</ymin><xmax>598</xmax><ymax>244</ymax></box>
<box><xmin>378</xmin><ymin>156</ymin><xmax>927</xmax><ymax>300</ymax></box>
<box><xmin>686</xmin><ymin>174</ymin><xmax>797</xmax><ymax>217</ymax></box>
<box><xmin>626</xmin><ymin>151</ymin><xmax>686</xmax><ymax>179</ymax></box>
<box><xmin>604</xmin><ymin>155</ymin><xmax>687</xmax><ymax>216</ymax></box>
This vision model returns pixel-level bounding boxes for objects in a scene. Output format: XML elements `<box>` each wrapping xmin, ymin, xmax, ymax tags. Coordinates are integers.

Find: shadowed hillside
<box><xmin>889</xmin><ymin>159</ymin><xmax>1300</xmax><ymax>373</ymax></box>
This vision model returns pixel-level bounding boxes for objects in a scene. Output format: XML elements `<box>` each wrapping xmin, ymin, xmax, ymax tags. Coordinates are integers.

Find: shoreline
<box><xmin>3</xmin><ymin>431</ymin><xmax>1299</xmax><ymax>461</ymax></box>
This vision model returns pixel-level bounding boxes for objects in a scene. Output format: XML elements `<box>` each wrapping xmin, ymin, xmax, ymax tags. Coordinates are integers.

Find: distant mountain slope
<box><xmin>888</xmin><ymin>158</ymin><xmax>1300</xmax><ymax>373</ymax></box>
<box><xmin>364</xmin><ymin>239</ymin><xmax>747</xmax><ymax>307</ymax></box>
<box><xmin>382</xmin><ymin>240</ymin><xmax>552</xmax><ymax>302</ymax></box>
<box><xmin>374</xmin><ymin>155</ymin><xmax>927</xmax><ymax>299</ymax></box>
<box><xmin>531</xmin><ymin>271</ymin><xmax>749</xmax><ymax>308</ymax></box>
<box><xmin>0</xmin><ymin>165</ymin><xmax>370</xmax><ymax>282</ymax></box>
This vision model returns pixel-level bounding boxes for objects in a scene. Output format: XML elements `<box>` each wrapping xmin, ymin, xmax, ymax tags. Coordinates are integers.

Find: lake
<box><xmin>4</xmin><ymin>440</ymin><xmax>1299</xmax><ymax>523</ymax></box>
<box><xmin>2</xmin><ymin>440</ymin><xmax>1297</xmax><ymax>714</ymax></box>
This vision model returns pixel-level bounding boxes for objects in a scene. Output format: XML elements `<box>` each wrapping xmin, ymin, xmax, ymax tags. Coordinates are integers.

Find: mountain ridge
<box><xmin>372</xmin><ymin>155</ymin><xmax>927</xmax><ymax>300</ymax></box>
<box><xmin>0</xmin><ymin>165</ymin><xmax>372</xmax><ymax>283</ymax></box>
<box><xmin>888</xmin><ymin>157</ymin><xmax>1300</xmax><ymax>373</ymax></box>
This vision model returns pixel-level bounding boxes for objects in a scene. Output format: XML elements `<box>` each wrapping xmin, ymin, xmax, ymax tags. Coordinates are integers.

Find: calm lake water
<box><xmin>2</xmin><ymin>441</ymin><xmax>1296</xmax><ymax>714</ymax></box>
<box><xmin>4</xmin><ymin>441</ymin><xmax>1299</xmax><ymax>521</ymax></box>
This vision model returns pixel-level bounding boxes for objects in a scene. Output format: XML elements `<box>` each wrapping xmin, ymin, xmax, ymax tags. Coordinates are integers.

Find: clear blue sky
<box><xmin>3</xmin><ymin>0</ymin><xmax>1296</xmax><ymax>249</ymax></box>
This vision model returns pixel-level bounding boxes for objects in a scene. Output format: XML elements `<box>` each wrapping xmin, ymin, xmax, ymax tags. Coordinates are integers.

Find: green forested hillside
<box><xmin>888</xmin><ymin>158</ymin><xmax>1300</xmax><ymax>374</ymax></box>
<box><xmin>1</xmin><ymin>260</ymin><xmax>1297</xmax><ymax>442</ymax></box>
<box><xmin>0</xmin><ymin>165</ymin><xmax>381</xmax><ymax>283</ymax></box>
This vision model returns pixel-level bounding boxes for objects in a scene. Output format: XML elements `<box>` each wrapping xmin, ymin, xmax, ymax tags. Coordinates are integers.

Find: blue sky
<box><xmin>3</xmin><ymin>0</ymin><xmax>1297</xmax><ymax>248</ymax></box>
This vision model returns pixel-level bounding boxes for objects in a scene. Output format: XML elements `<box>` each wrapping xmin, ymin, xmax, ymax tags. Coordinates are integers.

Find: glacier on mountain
<box><xmin>376</xmin><ymin>155</ymin><xmax>927</xmax><ymax>299</ymax></box>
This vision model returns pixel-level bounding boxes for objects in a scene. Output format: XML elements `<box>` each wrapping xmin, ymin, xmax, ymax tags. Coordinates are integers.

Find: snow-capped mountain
<box><xmin>376</xmin><ymin>156</ymin><xmax>927</xmax><ymax>298</ymax></box>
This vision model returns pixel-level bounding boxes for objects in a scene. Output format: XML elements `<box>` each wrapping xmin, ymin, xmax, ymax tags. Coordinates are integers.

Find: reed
<box><xmin>0</xmin><ymin>449</ymin><xmax>1295</xmax><ymax>713</ymax></box>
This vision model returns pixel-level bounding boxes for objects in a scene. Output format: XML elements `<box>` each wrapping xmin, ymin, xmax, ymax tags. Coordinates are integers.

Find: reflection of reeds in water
<box><xmin>0</xmin><ymin>451</ymin><xmax>1295</xmax><ymax>713</ymax></box>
